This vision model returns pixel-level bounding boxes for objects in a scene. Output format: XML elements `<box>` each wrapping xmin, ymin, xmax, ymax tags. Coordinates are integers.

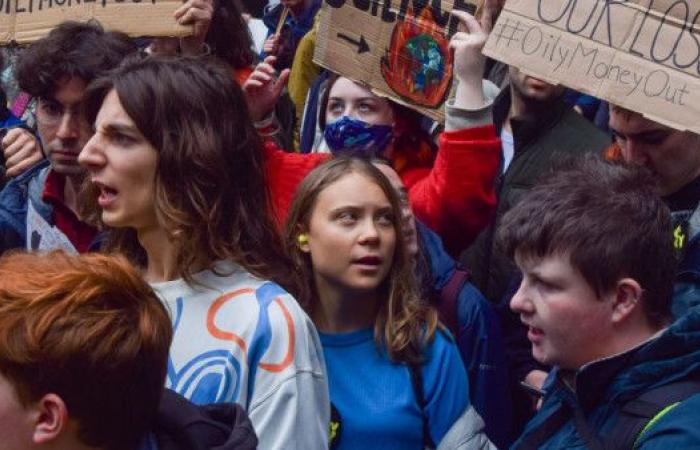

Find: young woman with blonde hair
<box><xmin>284</xmin><ymin>157</ymin><xmax>495</xmax><ymax>449</ymax></box>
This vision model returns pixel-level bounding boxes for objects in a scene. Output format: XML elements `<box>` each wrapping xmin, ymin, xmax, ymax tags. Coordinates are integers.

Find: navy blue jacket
<box><xmin>511</xmin><ymin>305</ymin><xmax>700</xmax><ymax>449</ymax></box>
<box><xmin>0</xmin><ymin>160</ymin><xmax>100</xmax><ymax>254</ymax></box>
<box><xmin>0</xmin><ymin>159</ymin><xmax>51</xmax><ymax>253</ymax></box>
<box><xmin>418</xmin><ymin>222</ymin><xmax>513</xmax><ymax>448</ymax></box>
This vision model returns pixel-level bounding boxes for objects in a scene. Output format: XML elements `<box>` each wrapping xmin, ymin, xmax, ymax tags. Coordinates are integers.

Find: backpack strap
<box><xmin>437</xmin><ymin>267</ymin><xmax>469</xmax><ymax>340</ymax></box>
<box><xmin>514</xmin><ymin>403</ymin><xmax>572</xmax><ymax>450</ymax></box>
<box><xmin>408</xmin><ymin>363</ymin><xmax>436</xmax><ymax>449</ymax></box>
<box><xmin>605</xmin><ymin>377</ymin><xmax>700</xmax><ymax>449</ymax></box>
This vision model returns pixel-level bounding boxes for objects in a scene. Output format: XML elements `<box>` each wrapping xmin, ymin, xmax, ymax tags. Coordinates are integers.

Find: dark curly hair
<box><xmin>16</xmin><ymin>20</ymin><xmax>137</xmax><ymax>99</ymax></box>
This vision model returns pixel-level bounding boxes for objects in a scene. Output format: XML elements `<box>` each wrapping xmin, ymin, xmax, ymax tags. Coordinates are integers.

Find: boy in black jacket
<box><xmin>0</xmin><ymin>251</ymin><xmax>256</xmax><ymax>450</ymax></box>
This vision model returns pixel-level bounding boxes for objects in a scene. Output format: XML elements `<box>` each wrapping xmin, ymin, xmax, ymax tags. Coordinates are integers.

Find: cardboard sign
<box><xmin>0</xmin><ymin>0</ymin><xmax>189</xmax><ymax>44</ymax></box>
<box><xmin>314</xmin><ymin>0</ymin><xmax>480</xmax><ymax>121</ymax></box>
<box><xmin>483</xmin><ymin>0</ymin><xmax>700</xmax><ymax>133</ymax></box>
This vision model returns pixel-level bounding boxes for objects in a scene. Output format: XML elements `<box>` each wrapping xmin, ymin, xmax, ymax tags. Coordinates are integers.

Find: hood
<box><xmin>417</xmin><ymin>221</ymin><xmax>457</xmax><ymax>290</ymax></box>
<box><xmin>153</xmin><ymin>390</ymin><xmax>258</xmax><ymax>450</ymax></box>
<box><xmin>574</xmin><ymin>304</ymin><xmax>700</xmax><ymax>410</ymax></box>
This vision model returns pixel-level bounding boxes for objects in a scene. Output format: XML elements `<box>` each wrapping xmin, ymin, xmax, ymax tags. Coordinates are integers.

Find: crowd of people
<box><xmin>0</xmin><ymin>0</ymin><xmax>699</xmax><ymax>449</ymax></box>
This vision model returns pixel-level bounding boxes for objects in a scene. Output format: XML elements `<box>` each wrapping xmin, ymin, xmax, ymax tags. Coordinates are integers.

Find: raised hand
<box><xmin>2</xmin><ymin>128</ymin><xmax>43</xmax><ymax>178</ymax></box>
<box><xmin>242</xmin><ymin>56</ymin><xmax>290</xmax><ymax>122</ymax></box>
<box><xmin>449</xmin><ymin>10</ymin><xmax>488</xmax><ymax>109</ymax></box>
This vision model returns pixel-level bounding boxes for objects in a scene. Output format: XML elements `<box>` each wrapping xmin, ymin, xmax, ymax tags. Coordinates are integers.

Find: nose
<box><xmin>620</xmin><ymin>140</ymin><xmax>649</xmax><ymax>166</ymax></box>
<box><xmin>55</xmin><ymin>110</ymin><xmax>82</xmax><ymax>140</ymax></box>
<box><xmin>358</xmin><ymin>218</ymin><xmax>380</xmax><ymax>245</ymax></box>
<box><xmin>78</xmin><ymin>133</ymin><xmax>105</xmax><ymax>170</ymax></box>
<box><xmin>510</xmin><ymin>280</ymin><xmax>534</xmax><ymax>315</ymax></box>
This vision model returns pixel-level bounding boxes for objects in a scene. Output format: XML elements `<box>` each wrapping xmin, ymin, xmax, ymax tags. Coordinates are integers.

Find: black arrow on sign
<box><xmin>337</xmin><ymin>33</ymin><xmax>369</xmax><ymax>54</ymax></box>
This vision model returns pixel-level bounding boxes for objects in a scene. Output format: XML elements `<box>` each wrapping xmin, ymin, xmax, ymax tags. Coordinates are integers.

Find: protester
<box><xmin>245</xmin><ymin>10</ymin><xmax>500</xmax><ymax>255</ymax></box>
<box><xmin>260</xmin><ymin>0</ymin><xmax>321</xmax><ymax>71</ymax></box>
<box><xmin>459</xmin><ymin>63</ymin><xmax>612</xmax><ymax>432</ymax></box>
<box><xmin>0</xmin><ymin>250</ymin><xmax>260</xmax><ymax>450</ymax></box>
<box><xmin>78</xmin><ymin>55</ymin><xmax>329</xmax><ymax>449</ymax></box>
<box><xmin>499</xmin><ymin>156</ymin><xmax>700</xmax><ymax>449</ymax></box>
<box><xmin>283</xmin><ymin>157</ymin><xmax>495</xmax><ymax>449</ymax></box>
<box><xmin>606</xmin><ymin>105</ymin><xmax>700</xmax><ymax>319</ymax></box>
<box><xmin>374</xmin><ymin>160</ymin><xmax>512</xmax><ymax>448</ymax></box>
<box><xmin>0</xmin><ymin>21</ymin><xmax>137</xmax><ymax>254</ymax></box>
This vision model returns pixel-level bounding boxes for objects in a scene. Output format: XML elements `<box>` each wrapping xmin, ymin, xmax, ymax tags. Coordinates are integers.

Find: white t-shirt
<box><xmin>500</xmin><ymin>128</ymin><xmax>515</xmax><ymax>174</ymax></box>
<box><xmin>151</xmin><ymin>261</ymin><xmax>329</xmax><ymax>449</ymax></box>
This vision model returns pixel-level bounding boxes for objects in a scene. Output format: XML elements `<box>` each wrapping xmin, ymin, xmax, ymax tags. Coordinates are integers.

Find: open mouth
<box><xmin>527</xmin><ymin>326</ymin><xmax>545</xmax><ymax>342</ymax></box>
<box><xmin>93</xmin><ymin>181</ymin><xmax>119</xmax><ymax>207</ymax></box>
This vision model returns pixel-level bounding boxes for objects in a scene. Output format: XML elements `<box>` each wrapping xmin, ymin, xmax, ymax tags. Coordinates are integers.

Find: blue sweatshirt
<box><xmin>319</xmin><ymin>328</ymin><xmax>468</xmax><ymax>449</ymax></box>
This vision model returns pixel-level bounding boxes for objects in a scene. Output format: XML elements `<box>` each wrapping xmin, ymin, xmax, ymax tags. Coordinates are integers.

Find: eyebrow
<box><xmin>610</xmin><ymin>127</ymin><xmax>670</xmax><ymax>140</ymax></box>
<box><xmin>101</xmin><ymin>122</ymin><xmax>140</xmax><ymax>135</ymax></box>
<box><xmin>328</xmin><ymin>96</ymin><xmax>379</xmax><ymax>102</ymax></box>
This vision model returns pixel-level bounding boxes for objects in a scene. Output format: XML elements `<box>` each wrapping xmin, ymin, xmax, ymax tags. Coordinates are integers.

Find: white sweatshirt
<box><xmin>151</xmin><ymin>261</ymin><xmax>329</xmax><ymax>449</ymax></box>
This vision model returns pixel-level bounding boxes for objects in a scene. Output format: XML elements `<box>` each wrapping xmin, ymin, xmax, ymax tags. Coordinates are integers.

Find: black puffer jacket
<box><xmin>152</xmin><ymin>390</ymin><xmax>258</xmax><ymax>450</ymax></box>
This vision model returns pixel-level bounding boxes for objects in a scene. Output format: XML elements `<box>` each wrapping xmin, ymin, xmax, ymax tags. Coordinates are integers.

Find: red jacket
<box><xmin>264</xmin><ymin>125</ymin><xmax>500</xmax><ymax>255</ymax></box>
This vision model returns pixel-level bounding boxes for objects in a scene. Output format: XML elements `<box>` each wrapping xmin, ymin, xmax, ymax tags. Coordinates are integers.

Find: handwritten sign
<box><xmin>483</xmin><ymin>0</ymin><xmax>700</xmax><ymax>133</ymax></box>
<box><xmin>314</xmin><ymin>0</ymin><xmax>480</xmax><ymax>121</ymax></box>
<box><xmin>0</xmin><ymin>0</ymin><xmax>189</xmax><ymax>44</ymax></box>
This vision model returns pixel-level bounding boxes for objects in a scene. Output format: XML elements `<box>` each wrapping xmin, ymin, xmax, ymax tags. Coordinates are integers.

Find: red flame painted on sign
<box><xmin>380</xmin><ymin>8</ymin><xmax>453</xmax><ymax>108</ymax></box>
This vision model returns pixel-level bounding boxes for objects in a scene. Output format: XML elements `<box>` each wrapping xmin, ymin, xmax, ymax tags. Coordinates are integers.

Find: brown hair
<box><xmin>16</xmin><ymin>20</ymin><xmax>136</xmax><ymax>99</ymax></box>
<box><xmin>82</xmin><ymin>55</ymin><xmax>294</xmax><ymax>289</ymax></box>
<box><xmin>284</xmin><ymin>157</ymin><xmax>438</xmax><ymax>364</ymax></box>
<box><xmin>0</xmin><ymin>251</ymin><xmax>172</xmax><ymax>450</ymax></box>
<box><xmin>497</xmin><ymin>155</ymin><xmax>675</xmax><ymax>327</ymax></box>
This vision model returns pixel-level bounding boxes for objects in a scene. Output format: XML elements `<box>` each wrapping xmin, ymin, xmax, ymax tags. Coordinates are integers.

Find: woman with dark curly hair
<box><xmin>78</xmin><ymin>55</ymin><xmax>329</xmax><ymax>450</ymax></box>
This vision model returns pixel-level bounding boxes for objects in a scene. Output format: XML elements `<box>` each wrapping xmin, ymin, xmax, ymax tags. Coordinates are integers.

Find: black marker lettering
<box><xmin>381</xmin><ymin>0</ymin><xmax>395</xmax><ymax>22</ymax></box>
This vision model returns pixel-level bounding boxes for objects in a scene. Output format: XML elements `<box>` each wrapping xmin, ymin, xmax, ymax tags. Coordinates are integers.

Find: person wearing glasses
<box><xmin>0</xmin><ymin>21</ymin><xmax>137</xmax><ymax>254</ymax></box>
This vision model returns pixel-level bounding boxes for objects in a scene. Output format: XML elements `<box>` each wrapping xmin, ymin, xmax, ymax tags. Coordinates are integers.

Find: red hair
<box><xmin>0</xmin><ymin>251</ymin><xmax>172</xmax><ymax>449</ymax></box>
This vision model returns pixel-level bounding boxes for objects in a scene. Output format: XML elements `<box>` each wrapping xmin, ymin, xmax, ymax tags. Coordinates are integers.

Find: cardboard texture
<box><xmin>314</xmin><ymin>0</ymin><xmax>480</xmax><ymax>121</ymax></box>
<box><xmin>0</xmin><ymin>0</ymin><xmax>189</xmax><ymax>44</ymax></box>
<box><xmin>483</xmin><ymin>0</ymin><xmax>700</xmax><ymax>133</ymax></box>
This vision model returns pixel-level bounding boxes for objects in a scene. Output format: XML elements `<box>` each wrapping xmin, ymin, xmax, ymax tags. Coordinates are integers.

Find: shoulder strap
<box><xmin>514</xmin><ymin>403</ymin><xmax>572</xmax><ymax>450</ymax></box>
<box><xmin>606</xmin><ymin>377</ymin><xmax>700</xmax><ymax>449</ymax></box>
<box><xmin>438</xmin><ymin>267</ymin><xmax>469</xmax><ymax>340</ymax></box>
<box><xmin>408</xmin><ymin>363</ymin><xmax>436</xmax><ymax>449</ymax></box>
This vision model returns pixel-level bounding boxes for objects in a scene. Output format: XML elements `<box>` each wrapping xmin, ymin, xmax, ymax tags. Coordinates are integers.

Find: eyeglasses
<box><xmin>36</xmin><ymin>99</ymin><xmax>87</xmax><ymax>128</ymax></box>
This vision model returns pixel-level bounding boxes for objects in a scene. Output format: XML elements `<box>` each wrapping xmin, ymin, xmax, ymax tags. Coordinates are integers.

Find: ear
<box><xmin>297</xmin><ymin>229</ymin><xmax>311</xmax><ymax>253</ymax></box>
<box><xmin>32</xmin><ymin>393</ymin><xmax>68</xmax><ymax>444</ymax></box>
<box><xmin>610</xmin><ymin>278</ymin><xmax>643</xmax><ymax>324</ymax></box>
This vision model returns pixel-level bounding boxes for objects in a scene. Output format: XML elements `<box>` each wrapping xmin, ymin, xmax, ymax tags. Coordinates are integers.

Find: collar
<box><xmin>492</xmin><ymin>88</ymin><xmax>570</xmax><ymax>151</ymax></box>
<box><xmin>554</xmin><ymin>330</ymin><xmax>665</xmax><ymax>412</ymax></box>
<box><xmin>41</xmin><ymin>169</ymin><xmax>65</xmax><ymax>205</ymax></box>
<box><xmin>665</xmin><ymin>175</ymin><xmax>700</xmax><ymax>213</ymax></box>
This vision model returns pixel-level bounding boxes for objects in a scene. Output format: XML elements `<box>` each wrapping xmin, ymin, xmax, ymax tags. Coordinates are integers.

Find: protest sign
<box><xmin>483</xmin><ymin>0</ymin><xmax>700</xmax><ymax>133</ymax></box>
<box><xmin>314</xmin><ymin>0</ymin><xmax>480</xmax><ymax>121</ymax></box>
<box><xmin>0</xmin><ymin>0</ymin><xmax>189</xmax><ymax>44</ymax></box>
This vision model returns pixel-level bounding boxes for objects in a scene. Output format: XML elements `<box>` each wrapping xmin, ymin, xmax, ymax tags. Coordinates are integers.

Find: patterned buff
<box><xmin>324</xmin><ymin>116</ymin><xmax>394</xmax><ymax>156</ymax></box>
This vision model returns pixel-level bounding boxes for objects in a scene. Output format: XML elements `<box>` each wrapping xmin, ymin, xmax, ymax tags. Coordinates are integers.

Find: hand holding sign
<box><xmin>176</xmin><ymin>0</ymin><xmax>214</xmax><ymax>55</ymax></box>
<box><xmin>450</xmin><ymin>10</ymin><xmax>487</xmax><ymax>110</ymax></box>
<box><xmin>243</xmin><ymin>56</ymin><xmax>290</xmax><ymax>122</ymax></box>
